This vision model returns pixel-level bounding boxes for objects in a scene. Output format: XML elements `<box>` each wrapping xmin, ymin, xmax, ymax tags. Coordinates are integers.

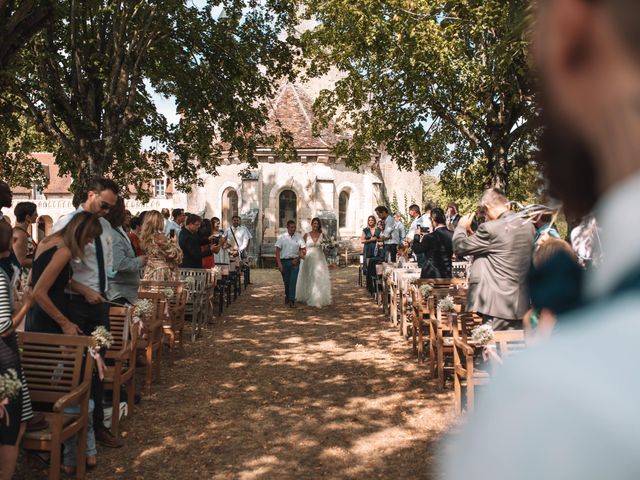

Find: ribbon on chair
<box><xmin>0</xmin><ymin>398</ymin><xmax>9</xmax><ymax>426</ymax></box>
<box><xmin>482</xmin><ymin>344</ymin><xmax>504</xmax><ymax>365</ymax></box>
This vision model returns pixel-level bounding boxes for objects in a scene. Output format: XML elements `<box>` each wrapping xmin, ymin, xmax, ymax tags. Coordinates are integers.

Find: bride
<box><xmin>296</xmin><ymin>217</ymin><xmax>332</xmax><ymax>307</ymax></box>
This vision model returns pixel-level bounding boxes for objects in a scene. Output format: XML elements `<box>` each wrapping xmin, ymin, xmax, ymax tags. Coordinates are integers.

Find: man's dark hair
<box><xmin>14</xmin><ymin>202</ymin><xmax>37</xmax><ymax>222</ymax></box>
<box><xmin>0</xmin><ymin>219</ymin><xmax>13</xmax><ymax>252</ymax></box>
<box><xmin>161</xmin><ymin>208</ymin><xmax>170</xmax><ymax>219</ymax></box>
<box><xmin>185</xmin><ymin>213</ymin><xmax>202</xmax><ymax>226</ymax></box>
<box><xmin>171</xmin><ymin>208</ymin><xmax>183</xmax><ymax>220</ymax></box>
<box><xmin>130</xmin><ymin>216</ymin><xmax>142</xmax><ymax>230</ymax></box>
<box><xmin>232</xmin><ymin>215</ymin><xmax>241</xmax><ymax>221</ymax></box>
<box><xmin>89</xmin><ymin>177</ymin><xmax>120</xmax><ymax>196</ymax></box>
<box><xmin>447</xmin><ymin>202</ymin><xmax>458</xmax><ymax>213</ymax></box>
<box><xmin>286</xmin><ymin>220</ymin><xmax>296</xmax><ymax>227</ymax></box>
<box><xmin>77</xmin><ymin>177</ymin><xmax>120</xmax><ymax>205</ymax></box>
<box><xmin>0</xmin><ymin>181</ymin><xmax>12</xmax><ymax>209</ymax></box>
<box><xmin>408</xmin><ymin>204</ymin><xmax>421</xmax><ymax>215</ymax></box>
<box><xmin>431</xmin><ymin>208</ymin><xmax>446</xmax><ymax>226</ymax></box>
<box><xmin>424</xmin><ymin>201</ymin><xmax>436</xmax><ymax>212</ymax></box>
<box><xmin>374</xmin><ymin>205</ymin><xmax>388</xmax><ymax>215</ymax></box>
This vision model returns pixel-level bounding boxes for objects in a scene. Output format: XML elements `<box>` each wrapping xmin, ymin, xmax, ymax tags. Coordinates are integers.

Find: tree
<box><xmin>0</xmin><ymin>0</ymin><xmax>53</xmax><ymax>188</ymax></box>
<box><xmin>5</xmin><ymin>0</ymin><xmax>299</xmax><ymax>201</ymax></box>
<box><xmin>302</xmin><ymin>0</ymin><xmax>540</xmax><ymax>199</ymax></box>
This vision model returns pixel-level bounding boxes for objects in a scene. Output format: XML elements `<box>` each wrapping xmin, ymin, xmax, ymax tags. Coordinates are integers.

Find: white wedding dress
<box><xmin>296</xmin><ymin>232</ymin><xmax>332</xmax><ymax>307</ymax></box>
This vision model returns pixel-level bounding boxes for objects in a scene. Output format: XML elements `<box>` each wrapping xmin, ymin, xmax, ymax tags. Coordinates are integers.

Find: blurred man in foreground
<box><xmin>444</xmin><ymin>1</ymin><xmax>640</xmax><ymax>479</ymax></box>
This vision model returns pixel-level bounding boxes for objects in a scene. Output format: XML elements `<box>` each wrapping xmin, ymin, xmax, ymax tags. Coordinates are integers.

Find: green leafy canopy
<box><xmin>303</xmin><ymin>0</ymin><xmax>541</xmax><ymax>201</ymax></box>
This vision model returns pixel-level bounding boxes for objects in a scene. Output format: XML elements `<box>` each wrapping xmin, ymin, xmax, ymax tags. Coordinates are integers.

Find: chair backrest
<box><xmin>136</xmin><ymin>291</ymin><xmax>166</xmax><ymax>342</ymax></box>
<box><xmin>179</xmin><ymin>268</ymin><xmax>213</xmax><ymax>291</ymax></box>
<box><xmin>18</xmin><ymin>332</ymin><xmax>93</xmax><ymax>405</ymax></box>
<box><xmin>493</xmin><ymin>330</ymin><xmax>526</xmax><ymax>359</ymax></box>
<box><xmin>108</xmin><ymin>306</ymin><xmax>136</xmax><ymax>354</ymax></box>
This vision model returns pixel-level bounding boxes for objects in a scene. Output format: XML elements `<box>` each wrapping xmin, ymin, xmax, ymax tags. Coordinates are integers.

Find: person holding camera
<box><xmin>412</xmin><ymin>208</ymin><xmax>453</xmax><ymax>278</ymax></box>
<box><xmin>453</xmin><ymin>188</ymin><xmax>535</xmax><ymax>330</ymax></box>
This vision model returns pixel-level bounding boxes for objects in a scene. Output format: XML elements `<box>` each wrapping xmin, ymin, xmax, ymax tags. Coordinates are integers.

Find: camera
<box><xmin>419</xmin><ymin>226</ymin><xmax>430</xmax><ymax>234</ymax></box>
<box><xmin>471</xmin><ymin>206</ymin><xmax>487</xmax><ymax>232</ymax></box>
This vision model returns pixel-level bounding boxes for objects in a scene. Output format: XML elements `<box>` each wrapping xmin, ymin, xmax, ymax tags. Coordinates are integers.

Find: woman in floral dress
<box><xmin>140</xmin><ymin>211</ymin><xmax>183</xmax><ymax>281</ymax></box>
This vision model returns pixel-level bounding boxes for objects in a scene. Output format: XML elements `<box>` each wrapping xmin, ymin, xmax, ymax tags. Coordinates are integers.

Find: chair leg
<box><xmin>429</xmin><ymin>340</ymin><xmax>437</xmax><ymax>379</ymax></box>
<box><xmin>111</xmin><ymin>378</ymin><xmax>122</xmax><ymax>437</ymax></box>
<box><xmin>127</xmin><ymin>375</ymin><xmax>135</xmax><ymax>416</ymax></box>
<box><xmin>49</xmin><ymin>438</ymin><xmax>62</xmax><ymax>480</ymax></box>
<box><xmin>145</xmin><ymin>344</ymin><xmax>153</xmax><ymax>395</ymax></box>
<box><xmin>437</xmin><ymin>345</ymin><xmax>445</xmax><ymax>391</ymax></box>
<box><xmin>454</xmin><ymin>374</ymin><xmax>462</xmax><ymax>414</ymax></box>
<box><xmin>155</xmin><ymin>343</ymin><xmax>162</xmax><ymax>384</ymax></box>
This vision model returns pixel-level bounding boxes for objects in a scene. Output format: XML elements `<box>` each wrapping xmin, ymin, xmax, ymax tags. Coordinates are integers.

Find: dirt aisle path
<box><xmin>91</xmin><ymin>267</ymin><xmax>454</xmax><ymax>480</ymax></box>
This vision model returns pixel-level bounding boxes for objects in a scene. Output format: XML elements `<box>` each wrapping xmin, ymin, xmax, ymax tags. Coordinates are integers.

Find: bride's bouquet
<box><xmin>320</xmin><ymin>235</ymin><xmax>338</xmax><ymax>255</ymax></box>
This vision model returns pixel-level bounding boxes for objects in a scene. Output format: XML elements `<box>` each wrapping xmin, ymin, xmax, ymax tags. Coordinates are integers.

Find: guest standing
<box><xmin>446</xmin><ymin>202</ymin><xmax>461</xmax><ymax>231</ymax></box>
<box><xmin>27</xmin><ymin>212</ymin><xmax>100</xmax><ymax>335</ymax></box>
<box><xmin>375</xmin><ymin>206</ymin><xmax>398</xmax><ymax>262</ymax></box>
<box><xmin>275</xmin><ymin>220</ymin><xmax>306</xmax><ymax>307</ymax></box>
<box><xmin>453</xmin><ymin>189</ymin><xmax>535</xmax><ymax>330</ymax></box>
<box><xmin>128</xmin><ymin>216</ymin><xmax>144</xmax><ymax>256</ymax></box>
<box><xmin>106</xmin><ymin>198</ymin><xmax>146</xmax><ymax>305</ymax></box>
<box><xmin>211</xmin><ymin>217</ymin><xmax>229</xmax><ymax>266</ymax></box>
<box><xmin>0</xmin><ymin>219</ymin><xmax>34</xmax><ymax>480</ymax></box>
<box><xmin>224</xmin><ymin>215</ymin><xmax>253</xmax><ymax>284</ymax></box>
<box><xmin>413</xmin><ymin>208</ymin><xmax>454</xmax><ymax>279</ymax></box>
<box><xmin>361</xmin><ymin>216</ymin><xmax>380</xmax><ymax>293</ymax></box>
<box><xmin>162</xmin><ymin>208</ymin><xmax>181</xmax><ymax>238</ymax></box>
<box><xmin>141</xmin><ymin>210</ymin><xmax>182</xmax><ymax>281</ymax></box>
<box><xmin>179</xmin><ymin>214</ymin><xmax>215</xmax><ymax>268</ymax></box>
<box><xmin>52</xmin><ymin>177</ymin><xmax>122</xmax><ymax>448</ymax></box>
<box><xmin>12</xmin><ymin>202</ymin><xmax>38</xmax><ymax>270</ymax></box>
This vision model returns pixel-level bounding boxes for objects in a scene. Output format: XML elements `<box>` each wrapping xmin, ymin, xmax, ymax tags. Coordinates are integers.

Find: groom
<box><xmin>275</xmin><ymin>220</ymin><xmax>306</xmax><ymax>307</ymax></box>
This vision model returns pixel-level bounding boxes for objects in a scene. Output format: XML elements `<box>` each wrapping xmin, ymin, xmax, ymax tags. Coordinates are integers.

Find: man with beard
<box><xmin>443</xmin><ymin>1</ymin><xmax>640</xmax><ymax>479</ymax></box>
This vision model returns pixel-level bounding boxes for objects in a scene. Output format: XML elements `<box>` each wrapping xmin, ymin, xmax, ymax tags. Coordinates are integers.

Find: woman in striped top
<box><xmin>0</xmin><ymin>219</ymin><xmax>34</xmax><ymax>478</ymax></box>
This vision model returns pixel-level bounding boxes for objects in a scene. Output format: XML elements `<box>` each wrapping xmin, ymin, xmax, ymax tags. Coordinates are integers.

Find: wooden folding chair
<box><xmin>451</xmin><ymin>313</ymin><xmax>486</xmax><ymax>414</ymax></box>
<box><xmin>19</xmin><ymin>332</ymin><xmax>94</xmax><ymax>480</ymax></box>
<box><xmin>103</xmin><ymin>306</ymin><xmax>137</xmax><ymax>436</ymax></box>
<box><xmin>135</xmin><ymin>291</ymin><xmax>165</xmax><ymax>395</ymax></box>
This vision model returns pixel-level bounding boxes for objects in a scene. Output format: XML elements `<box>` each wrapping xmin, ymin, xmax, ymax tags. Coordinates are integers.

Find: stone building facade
<box><xmin>190</xmin><ymin>81</ymin><xmax>422</xmax><ymax>256</ymax></box>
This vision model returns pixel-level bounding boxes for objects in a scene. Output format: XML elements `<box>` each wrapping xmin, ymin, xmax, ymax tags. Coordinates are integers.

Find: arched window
<box><xmin>279</xmin><ymin>190</ymin><xmax>297</xmax><ymax>228</ymax></box>
<box><xmin>222</xmin><ymin>188</ymin><xmax>238</xmax><ymax>228</ymax></box>
<box><xmin>339</xmin><ymin>191</ymin><xmax>349</xmax><ymax>228</ymax></box>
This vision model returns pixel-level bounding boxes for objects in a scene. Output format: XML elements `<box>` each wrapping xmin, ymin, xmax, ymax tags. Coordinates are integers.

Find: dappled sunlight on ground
<box><xmin>75</xmin><ymin>267</ymin><xmax>457</xmax><ymax>480</ymax></box>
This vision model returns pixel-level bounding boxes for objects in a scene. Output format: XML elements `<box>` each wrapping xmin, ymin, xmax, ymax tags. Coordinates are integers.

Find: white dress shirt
<box><xmin>275</xmin><ymin>233</ymin><xmax>305</xmax><ymax>259</ymax></box>
<box><xmin>443</xmin><ymin>171</ymin><xmax>640</xmax><ymax>480</ymax></box>
<box><xmin>53</xmin><ymin>207</ymin><xmax>113</xmax><ymax>293</ymax></box>
<box><xmin>407</xmin><ymin>215</ymin><xmax>424</xmax><ymax>241</ymax></box>
<box><xmin>163</xmin><ymin>219</ymin><xmax>181</xmax><ymax>237</ymax></box>
<box><xmin>224</xmin><ymin>225</ymin><xmax>253</xmax><ymax>253</ymax></box>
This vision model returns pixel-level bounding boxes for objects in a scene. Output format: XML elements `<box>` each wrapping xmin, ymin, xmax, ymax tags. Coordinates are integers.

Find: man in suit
<box><xmin>179</xmin><ymin>214</ymin><xmax>214</xmax><ymax>268</ymax></box>
<box><xmin>413</xmin><ymin>208</ymin><xmax>453</xmax><ymax>279</ymax></box>
<box><xmin>453</xmin><ymin>188</ymin><xmax>534</xmax><ymax>330</ymax></box>
<box><xmin>375</xmin><ymin>205</ymin><xmax>398</xmax><ymax>262</ymax></box>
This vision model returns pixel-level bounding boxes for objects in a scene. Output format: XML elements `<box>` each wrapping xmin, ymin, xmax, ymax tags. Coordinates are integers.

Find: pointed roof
<box><xmin>263</xmin><ymin>81</ymin><xmax>340</xmax><ymax>150</ymax></box>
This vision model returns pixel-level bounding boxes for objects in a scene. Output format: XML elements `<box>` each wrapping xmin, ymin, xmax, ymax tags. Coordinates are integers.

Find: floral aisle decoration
<box><xmin>184</xmin><ymin>277</ymin><xmax>196</xmax><ymax>290</ymax></box>
<box><xmin>163</xmin><ymin>287</ymin><xmax>174</xmax><ymax>302</ymax></box>
<box><xmin>471</xmin><ymin>324</ymin><xmax>494</xmax><ymax>345</ymax></box>
<box><xmin>419</xmin><ymin>284</ymin><xmax>433</xmax><ymax>301</ymax></box>
<box><xmin>471</xmin><ymin>324</ymin><xmax>502</xmax><ymax>364</ymax></box>
<box><xmin>0</xmin><ymin>369</ymin><xmax>22</xmax><ymax>426</ymax></box>
<box><xmin>437</xmin><ymin>295</ymin><xmax>456</xmax><ymax>314</ymax></box>
<box><xmin>133</xmin><ymin>298</ymin><xmax>153</xmax><ymax>331</ymax></box>
<box><xmin>90</xmin><ymin>326</ymin><xmax>113</xmax><ymax>380</ymax></box>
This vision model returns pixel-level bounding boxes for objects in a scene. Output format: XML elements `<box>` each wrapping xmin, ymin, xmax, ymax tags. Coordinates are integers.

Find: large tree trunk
<box><xmin>486</xmin><ymin>144</ymin><xmax>511</xmax><ymax>195</ymax></box>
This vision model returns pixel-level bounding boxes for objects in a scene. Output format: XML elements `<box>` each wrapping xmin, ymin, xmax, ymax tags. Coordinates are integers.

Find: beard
<box><xmin>539</xmin><ymin>102</ymin><xmax>600</xmax><ymax>220</ymax></box>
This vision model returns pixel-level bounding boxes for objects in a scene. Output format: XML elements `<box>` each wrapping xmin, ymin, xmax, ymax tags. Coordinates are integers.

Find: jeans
<box><xmin>384</xmin><ymin>244</ymin><xmax>398</xmax><ymax>263</ymax></box>
<box><xmin>63</xmin><ymin>400</ymin><xmax>96</xmax><ymax>466</ymax></box>
<box><xmin>67</xmin><ymin>297</ymin><xmax>110</xmax><ymax>430</ymax></box>
<box><xmin>281</xmin><ymin>258</ymin><xmax>300</xmax><ymax>303</ymax></box>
